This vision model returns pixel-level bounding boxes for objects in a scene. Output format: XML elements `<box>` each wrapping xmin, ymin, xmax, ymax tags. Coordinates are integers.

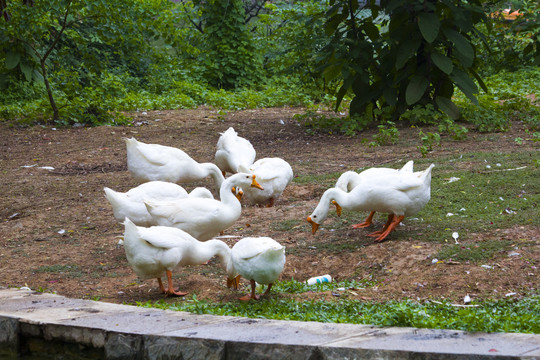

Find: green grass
<box><xmin>435</xmin><ymin>239</ymin><xmax>514</xmax><ymax>263</ymax></box>
<box><xmin>33</xmin><ymin>264</ymin><xmax>84</xmax><ymax>278</ymax></box>
<box><xmin>316</xmin><ymin>151</ymin><xmax>539</xmax><ymax>248</ymax></box>
<box><xmin>137</xmin><ymin>286</ymin><xmax>540</xmax><ymax>334</ymax></box>
<box><xmin>270</xmin><ymin>219</ymin><xmax>305</xmax><ymax>232</ymax></box>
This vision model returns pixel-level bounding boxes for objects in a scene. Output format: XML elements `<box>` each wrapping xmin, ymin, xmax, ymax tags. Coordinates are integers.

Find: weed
<box><xmin>139</xmin><ymin>294</ymin><xmax>540</xmax><ymax>334</ymax></box>
<box><xmin>369</xmin><ymin>121</ymin><xmax>399</xmax><ymax>146</ymax></box>
<box><xmin>417</xmin><ymin>130</ymin><xmax>441</xmax><ymax>157</ymax></box>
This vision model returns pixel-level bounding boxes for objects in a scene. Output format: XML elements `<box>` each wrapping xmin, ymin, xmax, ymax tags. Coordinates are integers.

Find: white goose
<box><xmin>231</xmin><ymin>237</ymin><xmax>286</xmax><ymax>301</ymax></box>
<box><xmin>104</xmin><ymin>182</ymin><xmax>216</xmax><ymax>227</ymax></box>
<box><xmin>124</xmin><ymin>137</ymin><xmax>224</xmax><ymax>194</ymax></box>
<box><xmin>307</xmin><ymin>164</ymin><xmax>434</xmax><ymax>242</ymax></box>
<box><xmin>238</xmin><ymin>157</ymin><xmax>293</xmax><ymax>207</ymax></box>
<box><xmin>214</xmin><ymin>127</ymin><xmax>256</xmax><ymax>175</ymax></box>
<box><xmin>334</xmin><ymin>160</ymin><xmax>414</xmax><ymax>227</ymax></box>
<box><xmin>122</xmin><ymin>218</ymin><xmax>238</xmax><ymax>297</ymax></box>
<box><xmin>335</xmin><ymin>160</ymin><xmax>414</xmax><ymax>192</ymax></box>
<box><xmin>144</xmin><ymin>173</ymin><xmax>263</xmax><ymax>241</ymax></box>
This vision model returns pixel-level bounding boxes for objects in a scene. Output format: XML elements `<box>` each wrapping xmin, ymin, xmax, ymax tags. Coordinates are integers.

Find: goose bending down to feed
<box><xmin>307</xmin><ymin>164</ymin><xmax>434</xmax><ymax>242</ymax></box>
<box><xmin>334</xmin><ymin>160</ymin><xmax>414</xmax><ymax>228</ymax></box>
<box><xmin>238</xmin><ymin>157</ymin><xmax>293</xmax><ymax>207</ymax></box>
<box><xmin>122</xmin><ymin>218</ymin><xmax>238</xmax><ymax>297</ymax></box>
<box><xmin>231</xmin><ymin>237</ymin><xmax>286</xmax><ymax>301</ymax></box>
<box><xmin>214</xmin><ymin>127</ymin><xmax>256</xmax><ymax>176</ymax></box>
<box><xmin>104</xmin><ymin>182</ymin><xmax>215</xmax><ymax>226</ymax></box>
<box><xmin>144</xmin><ymin>173</ymin><xmax>264</xmax><ymax>241</ymax></box>
<box><xmin>124</xmin><ymin>137</ymin><xmax>224</xmax><ymax>194</ymax></box>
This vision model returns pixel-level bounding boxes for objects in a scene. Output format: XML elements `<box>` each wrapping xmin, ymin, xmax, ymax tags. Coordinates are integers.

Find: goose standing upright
<box><xmin>144</xmin><ymin>173</ymin><xmax>264</xmax><ymax>241</ymax></box>
<box><xmin>214</xmin><ymin>127</ymin><xmax>256</xmax><ymax>176</ymax></box>
<box><xmin>307</xmin><ymin>164</ymin><xmax>434</xmax><ymax>242</ymax></box>
<box><xmin>238</xmin><ymin>157</ymin><xmax>293</xmax><ymax>207</ymax></box>
<box><xmin>124</xmin><ymin>137</ymin><xmax>224</xmax><ymax>194</ymax></box>
<box><xmin>231</xmin><ymin>237</ymin><xmax>286</xmax><ymax>301</ymax></box>
<box><xmin>122</xmin><ymin>218</ymin><xmax>238</xmax><ymax>297</ymax></box>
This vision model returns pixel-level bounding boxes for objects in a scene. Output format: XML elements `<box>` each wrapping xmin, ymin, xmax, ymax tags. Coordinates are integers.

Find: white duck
<box><xmin>122</xmin><ymin>218</ymin><xmax>238</xmax><ymax>297</ymax></box>
<box><xmin>231</xmin><ymin>237</ymin><xmax>286</xmax><ymax>301</ymax></box>
<box><xmin>214</xmin><ymin>127</ymin><xmax>256</xmax><ymax>175</ymax></box>
<box><xmin>125</xmin><ymin>137</ymin><xmax>224</xmax><ymax>194</ymax></box>
<box><xmin>335</xmin><ymin>160</ymin><xmax>414</xmax><ymax>192</ymax></box>
<box><xmin>307</xmin><ymin>163</ymin><xmax>434</xmax><ymax>242</ymax></box>
<box><xmin>144</xmin><ymin>173</ymin><xmax>264</xmax><ymax>241</ymax></box>
<box><xmin>334</xmin><ymin>160</ymin><xmax>414</xmax><ymax>227</ymax></box>
<box><xmin>238</xmin><ymin>157</ymin><xmax>293</xmax><ymax>207</ymax></box>
<box><xmin>104</xmin><ymin>182</ymin><xmax>216</xmax><ymax>227</ymax></box>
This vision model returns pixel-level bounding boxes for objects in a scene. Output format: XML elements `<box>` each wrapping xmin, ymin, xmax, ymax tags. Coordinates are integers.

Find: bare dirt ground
<box><xmin>1</xmin><ymin>107</ymin><xmax>538</xmax><ymax>306</ymax></box>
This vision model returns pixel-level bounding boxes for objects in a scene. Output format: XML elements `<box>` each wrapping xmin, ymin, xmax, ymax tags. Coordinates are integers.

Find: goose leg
<box><xmin>352</xmin><ymin>211</ymin><xmax>376</xmax><ymax>229</ymax></box>
<box><xmin>261</xmin><ymin>283</ymin><xmax>273</xmax><ymax>298</ymax></box>
<box><xmin>266</xmin><ymin>197</ymin><xmax>275</xmax><ymax>207</ymax></box>
<box><xmin>367</xmin><ymin>214</ymin><xmax>394</xmax><ymax>236</ymax></box>
<box><xmin>157</xmin><ymin>278</ymin><xmax>166</xmax><ymax>293</ymax></box>
<box><xmin>164</xmin><ymin>270</ymin><xmax>188</xmax><ymax>297</ymax></box>
<box><xmin>374</xmin><ymin>215</ymin><xmax>404</xmax><ymax>242</ymax></box>
<box><xmin>239</xmin><ymin>279</ymin><xmax>259</xmax><ymax>301</ymax></box>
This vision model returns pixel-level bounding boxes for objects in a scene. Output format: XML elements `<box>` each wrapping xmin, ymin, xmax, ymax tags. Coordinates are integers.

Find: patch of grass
<box><xmin>270</xmin><ymin>219</ymin><xmax>304</xmax><ymax>232</ymax></box>
<box><xmin>33</xmin><ymin>264</ymin><xmax>83</xmax><ymax>278</ymax></box>
<box><xmin>138</xmin><ymin>294</ymin><xmax>540</xmax><ymax>334</ymax></box>
<box><xmin>293</xmin><ymin>172</ymin><xmax>340</xmax><ymax>186</ymax></box>
<box><xmin>435</xmin><ymin>240</ymin><xmax>514</xmax><ymax>263</ymax></box>
<box><xmin>300</xmin><ymin>151</ymin><xmax>538</xmax><ymax>251</ymax></box>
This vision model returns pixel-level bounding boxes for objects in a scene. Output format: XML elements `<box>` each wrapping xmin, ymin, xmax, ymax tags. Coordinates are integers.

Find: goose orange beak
<box><xmin>332</xmin><ymin>200</ymin><xmax>342</xmax><ymax>217</ymax></box>
<box><xmin>227</xmin><ymin>274</ymin><xmax>241</xmax><ymax>289</ymax></box>
<box><xmin>251</xmin><ymin>175</ymin><xmax>264</xmax><ymax>190</ymax></box>
<box><xmin>307</xmin><ymin>216</ymin><xmax>320</xmax><ymax>234</ymax></box>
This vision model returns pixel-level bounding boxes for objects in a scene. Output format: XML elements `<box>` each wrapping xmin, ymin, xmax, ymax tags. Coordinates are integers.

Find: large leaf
<box><xmin>451</xmin><ymin>68</ymin><xmax>478</xmax><ymax>105</ymax></box>
<box><xmin>5</xmin><ymin>52</ymin><xmax>21</xmax><ymax>70</ymax></box>
<box><xmin>444</xmin><ymin>29</ymin><xmax>474</xmax><ymax>64</ymax></box>
<box><xmin>436</xmin><ymin>96</ymin><xmax>460</xmax><ymax>120</ymax></box>
<box><xmin>418</xmin><ymin>13</ymin><xmax>440</xmax><ymax>43</ymax></box>
<box><xmin>395</xmin><ymin>38</ymin><xmax>420</xmax><ymax>70</ymax></box>
<box><xmin>405</xmin><ymin>75</ymin><xmax>429</xmax><ymax>105</ymax></box>
<box><xmin>20</xmin><ymin>62</ymin><xmax>32</xmax><ymax>82</ymax></box>
<box><xmin>431</xmin><ymin>52</ymin><xmax>453</xmax><ymax>75</ymax></box>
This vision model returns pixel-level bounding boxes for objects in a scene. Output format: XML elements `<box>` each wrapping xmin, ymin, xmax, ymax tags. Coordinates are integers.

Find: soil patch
<box><xmin>0</xmin><ymin>107</ymin><xmax>538</xmax><ymax>305</ymax></box>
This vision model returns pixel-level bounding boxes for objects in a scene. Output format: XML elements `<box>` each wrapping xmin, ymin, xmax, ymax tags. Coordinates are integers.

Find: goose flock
<box><xmin>104</xmin><ymin>126</ymin><xmax>434</xmax><ymax>301</ymax></box>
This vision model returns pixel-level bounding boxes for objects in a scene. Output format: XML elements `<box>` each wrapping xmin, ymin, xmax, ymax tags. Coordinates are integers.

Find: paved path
<box><xmin>1</xmin><ymin>288</ymin><xmax>539</xmax><ymax>359</ymax></box>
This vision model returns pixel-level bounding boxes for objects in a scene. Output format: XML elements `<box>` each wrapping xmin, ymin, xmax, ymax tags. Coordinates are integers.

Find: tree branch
<box><xmin>244</xmin><ymin>0</ymin><xmax>267</xmax><ymax>25</ymax></box>
<box><xmin>179</xmin><ymin>0</ymin><xmax>204</xmax><ymax>33</ymax></box>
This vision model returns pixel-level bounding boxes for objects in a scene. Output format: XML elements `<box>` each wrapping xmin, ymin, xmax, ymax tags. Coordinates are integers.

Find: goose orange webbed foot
<box><xmin>351</xmin><ymin>211</ymin><xmax>376</xmax><ymax>229</ymax></box>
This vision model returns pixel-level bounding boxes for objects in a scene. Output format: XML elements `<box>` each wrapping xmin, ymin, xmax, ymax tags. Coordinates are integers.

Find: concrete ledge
<box><xmin>1</xmin><ymin>288</ymin><xmax>539</xmax><ymax>359</ymax></box>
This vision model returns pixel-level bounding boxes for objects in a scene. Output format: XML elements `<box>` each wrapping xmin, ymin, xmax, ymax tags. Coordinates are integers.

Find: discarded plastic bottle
<box><xmin>306</xmin><ymin>274</ymin><xmax>332</xmax><ymax>285</ymax></box>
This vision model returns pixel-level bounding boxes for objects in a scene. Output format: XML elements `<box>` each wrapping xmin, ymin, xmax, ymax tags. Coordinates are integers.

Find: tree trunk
<box><xmin>41</xmin><ymin>59</ymin><xmax>59</xmax><ymax>121</ymax></box>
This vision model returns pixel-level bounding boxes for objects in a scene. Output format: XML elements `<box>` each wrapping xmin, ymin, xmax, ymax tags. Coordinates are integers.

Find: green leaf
<box><xmin>383</xmin><ymin>87</ymin><xmax>397</xmax><ymax>107</ymax></box>
<box><xmin>20</xmin><ymin>62</ymin><xmax>32</xmax><ymax>82</ymax></box>
<box><xmin>436</xmin><ymin>96</ymin><xmax>460</xmax><ymax>120</ymax></box>
<box><xmin>362</xmin><ymin>21</ymin><xmax>379</xmax><ymax>41</ymax></box>
<box><xmin>5</xmin><ymin>52</ymin><xmax>21</xmax><ymax>70</ymax></box>
<box><xmin>431</xmin><ymin>52</ymin><xmax>453</xmax><ymax>75</ymax></box>
<box><xmin>418</xmin><ymin>13</ymin><xmax>440</xmax><ymax>43</ymax></box>
<box><xmin>406</xmin><ymin>75</ymin><xmax>429</xmax><ymax>105</ymax></box>
<box><xmin>444</xmin><ymin>29</ymin><xmax>474</xmax><ymax>64</ymax></box>
<box><xmin>395</xmin><ymin>38</ymin><xmax>420</xmax><ymax>70</ymax></box>
<box><xmin>451</xmin><ymin>68</ymin><xmax>478</xmax><ymax>105</ymax></box>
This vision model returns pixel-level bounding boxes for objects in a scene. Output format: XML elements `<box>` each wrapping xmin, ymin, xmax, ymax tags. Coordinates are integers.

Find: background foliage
<box><xmin>0</xmin><ymin>0</ymin><xmax>538</xmax><ymax>136</ymax></box>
